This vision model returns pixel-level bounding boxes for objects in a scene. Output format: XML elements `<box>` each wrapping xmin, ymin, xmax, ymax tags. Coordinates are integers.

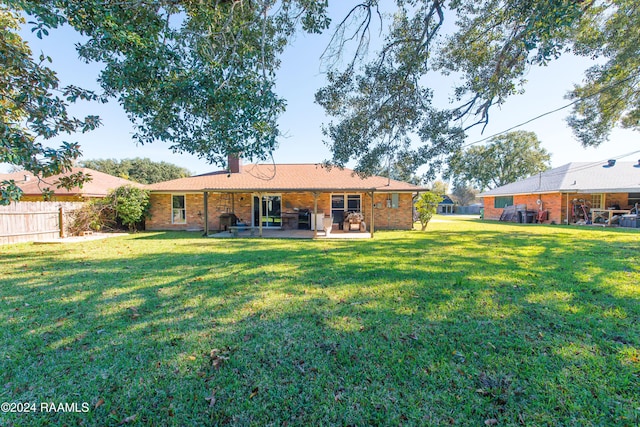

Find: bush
<box><xmin>69</xmin><ymin>186</ymin><xmax>150</xmax><ymax>235</ymax></box>
<box><xmin>106</xmin><ymin>186</ymin><xmax>150</xmax><ymax>232</ymax></box>
<box><xmin>415</xmin><ymin>192</ymin><xmax>443</xmax><ymax>230</ymax></box>
<box><xmin>68</xmin><ymin>200</ymin><xmax>115</xmax><ymax>236</ymax></box>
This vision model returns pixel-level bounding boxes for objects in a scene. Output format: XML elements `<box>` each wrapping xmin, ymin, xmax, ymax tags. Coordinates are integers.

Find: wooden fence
<box><xmin>0</xmin><ymin>201</ymin><xmax>85</xmax><ymax>245</ymax></box>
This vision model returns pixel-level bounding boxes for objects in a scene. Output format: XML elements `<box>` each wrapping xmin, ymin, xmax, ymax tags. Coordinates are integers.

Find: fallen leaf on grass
<box><xmin>208</xmin><ymin>349</ymin><xmax>229</xmax><ymax>369</ymax></box>
<box><xmin>94</xmin><ymin>398</ymin><xmax>104</xmax><ymax>409</ymax></box>
<box><xmin>119</xmin><ymin>414</ymin><xmax>137</xmax><ymax>424</ymax></box>
<box><xmin>249</xmin><ymin>387</ymin><xmax>259</xmax><ymax>399</ymax></box>
<box><xmin>205</xmin><ymin>389</ymin><xmax>217</xmax><ymax>407</ymax></box>
<box><xmin>485</xmin><ymin>419</ymin><xmax>498</xmax><ymax>426</ymax></box>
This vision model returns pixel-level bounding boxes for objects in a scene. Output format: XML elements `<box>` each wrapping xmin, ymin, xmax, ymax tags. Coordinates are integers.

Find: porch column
<box><xmin>369</xmin><ymin>191</ymin><xmax>375</xmax><ymax>238</ymax></box>
<box><xmin>257</xmin><ymin>192</ymin><xmax>264</xmax><ymax>237</ymax></box>
<box><xmin>312</xmin><ymin>192</ymin><xmax>319</xmax><ymax>239</ymax></box>
<box><xmin>203</xmin><ymin>191</ymin><xmax>209</xmax><ymax>236</ymax></box>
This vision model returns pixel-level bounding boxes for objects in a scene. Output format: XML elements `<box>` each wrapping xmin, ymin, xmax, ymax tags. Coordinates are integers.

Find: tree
<box><xmin>429</xmin><ymin>180</ymin><xmax>449</xmax><ymax>197</ymax></box>
<box><xmin>415</xmin><ymin>191</ymin><xmax>442</xmax><ymax>231</ymax></box>
<box><xmin>317</xmin><ymin>1</ymin><xmax>639</xmax><ymax>177</ymax></box>
<box><xmin>567</xmin><ymin>0</ymin><xmax>640</xmax><ymax>146</ymax></box>
<box><xmin>451</xmin><ymin>183</ymin><xmax>479</xmax><ymax>207</ymax></box>
<box><xmin>3</xmin><ymin>0</ymin><xmax>637</xmax><ymax>201</ymax></box>
<box><xmin>2</xmin><ymin>0</ymin><xmax>331</xmax><ymax>202</ymax></box>
<box><xmin>80</xmin><ymin>158</ymin><xmax>191</xmax><ymax>184</ymax></box>
<box><xmin>1</xmin><ymin>8</ymin><xmax>99</xmax><ymax>204</ymax></box>
<box><xmin>374</xmin><ymin>149</ymin><xmax>424</xmax><ymax>185</ymax></box>
<box><xmin>444</xmin><ymin>131</ymin><xmax>551</xmax><ymax>191</ymax></box>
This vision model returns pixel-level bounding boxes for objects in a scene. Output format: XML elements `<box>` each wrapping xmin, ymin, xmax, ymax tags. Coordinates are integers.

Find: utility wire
<box><xmin>461</xmin><ymin>74</ymin><xmax>638</xmax><ymax>149</ymax></box>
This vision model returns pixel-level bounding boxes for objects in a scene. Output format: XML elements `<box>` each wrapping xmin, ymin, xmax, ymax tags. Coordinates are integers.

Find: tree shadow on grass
<box><xmin>0</xmin><ymin>229</ymin><xmax>638</xmax><ymax>425</ymax></box>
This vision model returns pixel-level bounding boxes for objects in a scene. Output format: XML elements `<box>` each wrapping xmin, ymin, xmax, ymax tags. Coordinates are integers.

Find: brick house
<box><xmin>0</xmin><ymin>167</ymin><xmax>141</xmax><ymax>202</ymax></box>
<box><xmin>145</xmin><ymin>160</ymin><xmax>426</xmax><ymax>237</ymax></box>
<box><xmin>479</xmin><ymin>161</ymin><xmax>640</xmax><ymax>225</ymax></box>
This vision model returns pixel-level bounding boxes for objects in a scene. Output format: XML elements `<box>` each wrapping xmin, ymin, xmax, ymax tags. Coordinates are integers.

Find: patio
<box><xmin>208</xmin><ymin>228</ymin><xmax>372</xmax><ymax>239</ymax></box>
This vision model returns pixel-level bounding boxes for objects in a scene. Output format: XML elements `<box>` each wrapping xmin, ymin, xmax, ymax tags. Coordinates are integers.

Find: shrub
<box><xmin>106</xmin><ymin>185</ymin><xmax>150</xmax><ymax>232</ymax></box>
<box><xmin>415</xmin><ymin>192</ymin><xmax>443</xmax><ymax>230</ymax></box>
<box><xmin>67</xmin><ymin>200</ymin><xmax>115</xmax><ymax>235</ymax></box>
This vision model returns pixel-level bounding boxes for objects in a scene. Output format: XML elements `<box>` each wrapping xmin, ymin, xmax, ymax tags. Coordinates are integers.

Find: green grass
<box><xmin>1</xmin><ymin>217</ymin><xmax>639</xmax><ymax>426</ymax></box>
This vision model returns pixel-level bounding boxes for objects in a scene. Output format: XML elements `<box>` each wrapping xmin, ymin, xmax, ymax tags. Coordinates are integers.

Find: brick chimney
<box><xmin>228</xmin><ymin>155</ymin><xmax>242</xmax><ymax>174</ymax></box>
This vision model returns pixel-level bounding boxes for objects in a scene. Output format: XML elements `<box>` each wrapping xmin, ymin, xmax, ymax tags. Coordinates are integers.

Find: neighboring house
<box><xmin>0</xmin><ymin>167</ymin><xmax>141</xmax><ymax>202</ymax></box>
<box><xmin>479</xmin><ymin>161</ymin><xmax>640</xmax><ymax>224</ymax></box>
<box><xmin>437</xmin><ymin>195</ymin><xmax>455</xmax><ymax>214</ymax></box>
<box><xmin>145</xmin><ymin>159</ymin><xmax>426</xmax><ymax>237</ymax></box>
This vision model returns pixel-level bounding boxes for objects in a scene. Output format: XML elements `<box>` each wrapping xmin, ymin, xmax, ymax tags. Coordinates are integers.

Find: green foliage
<box><xmin>445</xmin><ymin>131</ymin><xmax>551</xmax><ymax>191</ymax></box>
<box><xmin>315</xmin><ymin>1</ymin><xmax>466</xmax><ymax>178</ymax></box>
<box><xmin>374</xmin><ymin>150</ymin><xmax>424</xmax><ymax>185</ymax></box>
<box><xmin>317</xmin><ymin>0</ymin><xmax>638</xmax><ymax>176</ymax></box>
<box><xmin>0</xmin><ymin>7</ymin><xmax>100</xmax><ymax>202</ymax></box>
<box><xmin>2</xmin><ymin>0</ymin><xmax>331</xmax><ymax>191</ymax></box>
<box><xmin>430</xmin><ymin>180</ymin><xmax>449</xmax><ymax>196</ymax></box>
<box><xmin>415</xmin><ymin>191</ymin><xmax>442</xmax><ymax>230</ymax></box>
<box><xmin>105</xmin><ymin>185</ymin><xmax>150</xmax><ymax>232</ymax></box>
<box><xmin>80</xmin><ymin>158</ymin><xmax>191</xmax><ymax>184</ymax></box>
<box><xmin>2</xmin><ymin>0</ymin><xmax>637</xmax><ymax>190</ymax></box>
<box><xmin>21</xmin><ymin>0</ymin><xmax>331</xmax><ymax>165</ymax></box>
<box><xmin>567</xmin><ymin>0</ymin><xmax>640</xmax><ymax>145</ymax></box>
<box><xmin>0</xmin><ymin>179</ymin><xmax>22</xmax><ymax>205</ymax></box>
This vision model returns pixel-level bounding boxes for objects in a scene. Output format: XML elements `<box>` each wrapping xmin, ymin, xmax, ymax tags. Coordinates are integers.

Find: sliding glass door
<box><xmin>253</xmin><ymin>195</ymin><xmax>282</xmax><ymax>228</ymax></box>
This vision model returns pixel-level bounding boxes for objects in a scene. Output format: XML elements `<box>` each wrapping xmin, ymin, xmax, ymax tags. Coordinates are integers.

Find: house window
<box><xmin>347</xmin><ymin>194</ymin><xmax>361</xmax><ymax>211</ymax></box>
<box><xmin>332</xmin><ymin>194</ymin><xmax>362</xmax><ymax>224</ymax></box>
<box><xmin>494</xmin><ymin>196</ymin><xmax>513</xmax><ymax>209</ymax></box>
<box><xmin>628</xmin><ymin>193</ymin><xmax>640</xmax><ymax>208</ymax></box>
<box><xmin>172</xmin><ymin>195</ymin><xmax>186</xmax><ymax>224</ymax></box>
<box><xmin>391</xmin><ymin>193</ymin><xmax>399</xmax><ymax>209</ymax></box>
<box><xmin>591</xmin><ymin>194</ymin><xmax>604</xmax><ymax>209</ymax></box>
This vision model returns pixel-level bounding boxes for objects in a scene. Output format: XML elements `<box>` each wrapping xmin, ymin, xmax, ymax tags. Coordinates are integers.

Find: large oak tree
<box><xmin>444</xmin><ymin>131</ymin><xmax>552</xmax><ymax>191</ymax></box>
<box><xmin>2</xmin><ymin>1</ymin><xmax>637</xmax><ymax>202</ymax></box>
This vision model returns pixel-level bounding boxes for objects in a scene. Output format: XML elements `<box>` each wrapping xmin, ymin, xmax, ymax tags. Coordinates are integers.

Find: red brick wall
<box><xmin>370</xmin><ymin>193</ymin><xmax>415</xmax><ymax>230</ymax></box>
<box><xmin>147</xmin><ymin>191</ymin><xmax>416</xmax><ymax>231</ymax></box>
<box><xmin>483</xmin><ymin>192</ymin><xmax>633</xmax><ymax>225</ymax></box>
<box><xmin>146</xmin><ymin>193</ymin><xmax>205</xmax><ymax>231</ymax></box>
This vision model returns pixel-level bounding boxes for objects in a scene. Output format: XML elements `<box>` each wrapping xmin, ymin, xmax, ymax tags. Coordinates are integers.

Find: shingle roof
<box><xmin>146</xmin><ymin>163</ymin><xmax>425</xmax><ymax>193</ymax></box>
<box><xmin>479</xmin><ymin>162</ymin><xmax>640</xmax><ymax>197</ymax></box>
<box><xmin>0</xmin><ymin>167</ymin><xmax>142</xmax><ymax>197</ymax></box>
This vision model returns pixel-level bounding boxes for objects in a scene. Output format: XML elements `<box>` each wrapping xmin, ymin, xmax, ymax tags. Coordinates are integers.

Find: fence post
<box><xmin>59</xmin><ymin>206</ymin><xmax>65</xmax><ymax>238</ymax></box>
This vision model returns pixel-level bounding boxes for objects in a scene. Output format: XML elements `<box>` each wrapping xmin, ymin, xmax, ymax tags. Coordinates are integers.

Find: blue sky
<box><xmin>3</xmin><ymin>4</ymin><xmax>638</xmax><ymax>178</ymax></box>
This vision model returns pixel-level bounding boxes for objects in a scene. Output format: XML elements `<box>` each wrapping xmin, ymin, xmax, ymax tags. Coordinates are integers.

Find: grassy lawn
<box><xmin>1</xmin><ymin>217</ymin><xmax>639</xmax><ymax>426</ymax></box>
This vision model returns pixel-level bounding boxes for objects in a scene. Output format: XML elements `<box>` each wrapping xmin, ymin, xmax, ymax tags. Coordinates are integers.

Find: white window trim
<box><xmin>171</xmin><ymin>194</ymin><xmax>187</xmax><ymax>224</ymax></box>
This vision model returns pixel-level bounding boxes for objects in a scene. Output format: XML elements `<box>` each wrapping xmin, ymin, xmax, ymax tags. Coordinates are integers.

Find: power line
<box><xmin>461</xmin><ymin>74</ymin><xmax>638</xmax><ymax>149</ymax></box>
